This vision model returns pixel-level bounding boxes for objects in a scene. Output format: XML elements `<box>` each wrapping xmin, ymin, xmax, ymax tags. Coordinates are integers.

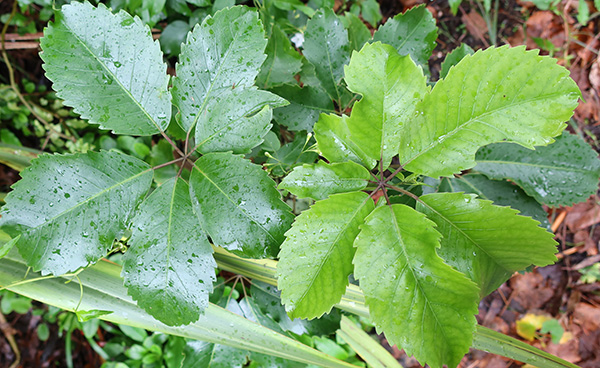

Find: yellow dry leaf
<box><xmin>559</xmin><ymin>331</ymin><xmax>573</xmax><ymax>344</ymax></box>
<box><xmin>516</xmin><ymin>313</ymin><xmax>551</xmax><ymax>341</ymax></box>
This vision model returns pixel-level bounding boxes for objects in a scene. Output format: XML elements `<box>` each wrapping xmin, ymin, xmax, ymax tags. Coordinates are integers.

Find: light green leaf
<box><xmin>341</xmin><ymin>13</ymin><xmax>371</xmax><ymax>52</ymax></box>
<box><xmin>417</xmin><ymin>193</ymin><xmax>557</xmax><ymax>297</ymax></box>
<box><xmin>277</xmin><ymin>192</ymin><xmax>374</xmax><ymax>319</ymax></box>
<box><xmin>303</xmin><ymin>8</ymin><xmax>350</xmax><ymax>103</ymax></box>
<box><xmin>400</xmin><ymin>46</ymin><xmax>581</xmax><ymax>178</ymax></box>
<box><xmin>337</xmin><ymin>316</ymin><xmax>403</xmax><ymax>368</ymax></box>
<box><xmin>438</xmin><ymin>174</ymin><xmax>550</xmax><ymax>228</ymax></box>
<box><xmin>257</xmin><ymin>24</ymin><xmax>303</xmax><ymax>88</ymax></box>
<box><xmin>190</xmin><ymin>152</ymin><xmax>293</xmax><ymax>258</ymax></box>
<box><xmin>0</xmin><ymin>151</ymin><xmax>152</xmax><ymax>275</ymax></box>
<box><xmin>40</xmin><ymin>2</ymin><xmax>171</xmax><ymax>136</ymax></box>
<box><xmin>314</xmin><ymin>114</ymin><xmax>376</xmax><ymax>169</ymax></box>
<box><xmin>360</xmin><ymin>0</ymin><xmax>382</xmax><ymax>27</ymax></box>
<box><xmin>279</xmin><ymin>161</ymin><xmax>370</xmax><ymax>200</ymax></box>
<box><xmin>345</xmin><ymin>42</ymin><xmax>428</xmax><ymax>167</ymax></box>
<box><xmin>440</xmin><ymin>43</ymin><xmax>474</xmax><ymax>79</ymax></box>
<box><xmin>353</xmin><ymin>204</ymin><xmax>479</xmax><ymax>368</ymax></box>
<box><xmin>449</xmin><ymin>0</ymin><xmax>462</xmax><ymax>14</ymax></box>
<box><xmin>372</xmin><ymin>5</ymin><xmax>437</xmax><ymax>67</ymax></box>
<box><xmin>475</xmin><ymin>131</ymin><xmax>600</xmax><ymax>206</ymax></box>
<box><xmin>271</xmin><ymin>84</ymin><xmax>335</xmax><ymax>131</ymax></box>
<box><xmin>171</xmin><ymin>6</ymin><xmax>287</xmax><ymax>153</ymax></box>
<box><xmin>123</xmin><ymin>177</ymin><xmax>216</xmax><ymax>326</ymax></box>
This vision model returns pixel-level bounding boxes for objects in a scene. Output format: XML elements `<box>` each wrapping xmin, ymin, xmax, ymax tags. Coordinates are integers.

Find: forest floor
<box><xmin>0</xmin><ymin>0</ymin><xmax>599</xmax><ymax>367</ymax></box>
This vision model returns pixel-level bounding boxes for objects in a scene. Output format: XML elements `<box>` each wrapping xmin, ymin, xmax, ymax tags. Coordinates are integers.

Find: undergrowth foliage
<box><xmin>1</xmin><ymin>2</ymin><xmax>599</xmax><ymax>368</ymax></box>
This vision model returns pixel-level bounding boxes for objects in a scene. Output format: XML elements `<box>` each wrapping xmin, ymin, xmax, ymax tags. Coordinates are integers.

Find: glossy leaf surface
<box><xmin>303</xmin><ymin>8</ymin><xmax>350</xmax><ymax>103</ymax></box>
<box><xmin>123</xmin><ymin>177</ymin><xmax>216</xmax><ymax>326</ymax></box>
<box><xmin>417</xmin><ymin>193</ymin><xmax>557</xmax><ymax>297</ymax></box>
<box><xmin>171</xmin><ymin>7</ymin><xmax>286</xmax><ymax>153</ymax></box>
<box><xmin>278</xmin><ymin>192</ymin><xmax>374</xmax><ymax>319</ymax></box>
<box><xmin>354</xmin><ymin>205</ymin><xmax>479</xmax><ymax>368</ymax></box>
<box><xmin>257</xmin><ymin>24</ymin><xmax>303</xmax><ymax>88</ymax></box>
<box><xmin>437</xmin><ymin>174</ymin><xmax>550</xmax><ymax>228</ymax></box>
<box><xmin>400</xmin><ymin>46</ymin><xmax>581</xmax><ymax>178</ymax></box>
<box><xmin>190</xmin><ymin>152</ymin><xmax>293</xmax><ymax>258</ymax></box>
<box><xmin>279</xmin><ymin>161</ymin><xmax>371</xmax><ymax>200</ymax></box>
<box><xmin>0</xmin><ymin>151</ymin><xmax>152</xmax><ymax>275</ymax></box>
<box><xmin>475</xmin><ymin>131</ymin><xmax>600</xmax><ymax>206</ymax></box>
<box><xmin>314</xmin><ymin>114</ymin><xmax>376</xmax><ymax>169</ymax></box>
<box><xmin>271</xmin><ymin>84</ymin><xmax>335</xmax><ymax>131</ymax></box>
<box><xmin>345</xmin><ymin>42</ymin><xmax>428</xmax><ymax>166</ymax></box>
<box><xmin>371</xmin><ymin>5</ymin><xmax>437</xmax><ymax>67</ymax></box>
<box><xmin>40</xmin><ymin>2</ymin><xmax>171</xmax><ymax>135</ymax></box>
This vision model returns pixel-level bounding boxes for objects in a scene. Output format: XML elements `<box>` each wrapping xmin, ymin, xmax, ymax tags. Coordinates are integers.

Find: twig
<box><xmin>551</xmin><ymin>210</ymin><xmax>567</xmax><ymax>233</ymax></box>
<box><xmin>0</xmin><ymin>311</ymin><xmax>21</xmax><ymax>368</ymax></box>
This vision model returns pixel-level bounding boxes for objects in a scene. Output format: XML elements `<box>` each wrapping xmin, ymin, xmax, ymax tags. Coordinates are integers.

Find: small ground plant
<box><xmin>1</xmin><ymin>2</ymin><xmax>599</xmax><ymax>368</ymax></box>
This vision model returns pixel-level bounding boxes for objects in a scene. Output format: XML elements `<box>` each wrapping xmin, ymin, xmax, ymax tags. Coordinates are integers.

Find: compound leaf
<box><xmin>345</xmin><ymin>42</ymin><xmax>428</xmax><ymax>167</ymax></box>
<box><xmin>371</xmin><ymin>5</ymin><xmax>437</xmax><ymax>67</ymax></box>
<box><xmin>190</xmin><ymin>152</ymin><xmax>293</xmax><ymax>258</ymax></box>
<box><xmin>279</xmin><ymin>161</ymin><xmax>371</xmax><ymax>200</ymax></box>
<box><xmin>257</xmin><ymin>24</ymin><xmax>303</xmax><ymax>88</ymax></box>
<box><xmin>303</xmin><ymin>8</ymin><xmax>350</xmax><ymax>103</ymax></box>
<box><xmin>123</xmin><ymin>177</ymin><xmax>216</xmax><ymax>326</ymax></box>
<box><xmin>475</xmin><ymin>131</ymin><xmax>600</xmax><ymax>206</ymax></box>
<box><xmin>417</xmin><ymin>193</ymin><xmax>557</xmax><ymax>297</ymax></box>
<box><xmin>0</xmin><ymin>151</ymin><xmax>152</xmax><ymax>275</ymax></box>
<box><xmin>353</xmin><ymin>204</ymin><xmax>479</xmax><ymax>368</ymax></box>
<box><xmin>278</xmin><ymin>192</ymin><xmax>374</xmax><ymax>319</ymax></box>
<box><xmin>438</xmin><ymin>174</ymin><xmax>550</xmax><ymax>228</ymax></box>
<box><xmin>171</xmin><ymin>6</ymin><xmax>287</xmax><ymax>153</ymax></box>
<box><xmin>400</xmin><ymin>46</ymin><xmax>581</xmax><ymax>178</ymax></box>
<box><xmin>314</xmin><ymin>114</ymin><xmax>376</xmax><ymax>169</ymax></box>
<box><xmin>40</xmin><ymin>2</ymin><xmax>171</xmax><ymax>136</ymax></box>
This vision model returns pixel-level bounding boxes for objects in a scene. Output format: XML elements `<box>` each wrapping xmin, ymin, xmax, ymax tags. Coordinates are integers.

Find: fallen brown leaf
<box><xmin>573</xmin><ymin>302</ymin><xmax>600</xmax><ymax>333</ymax></box>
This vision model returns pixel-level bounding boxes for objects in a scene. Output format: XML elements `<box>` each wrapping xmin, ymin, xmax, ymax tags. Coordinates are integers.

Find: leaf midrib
<box><xmin>386</xmin><ymin>205</ymin><xmax>449</xmax><ymax>357</ymax></box>
<box><xmin>418</xmin><ymin>198</ymin><xmax>512</xmax><ymax>275</ymax></box>
<box><xmin>402</xmin><ymin>92</ymin><xmax>571</xmax><ymax>168</ymax></box>
<box><xmin>475</xmin><ymin>159</ymin><xmax>592</xmax><ymax>173</ymax></box>
<box><xmin>192</xmin><ymin>164</ymin><xmax>277</xmax><ymax>244</ymax></box>
<box><xmin>293</xmin><ymin>194</ymin><xmax>371</xmax><ymax>310</ymax></box>
<box><xmin>62</xmin><ymin>14</ymin><xmax>163</xmax><ymax>133</ymax></box>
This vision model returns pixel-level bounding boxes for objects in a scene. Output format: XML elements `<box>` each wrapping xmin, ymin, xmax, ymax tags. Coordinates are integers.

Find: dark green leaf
<box><xmin>279</xmin><ymin>161</ymin><xmax>371</xmax><ymax>200</ymax></box>
<box><xmin>341</xmin><ymin>13</ymin><xmax>370</xmax><ymax>52</ymax></box>
<box><xmin>475</xmin><ymin>131</ymin><xmax>600</xmax><ymax>206</ymax></box>
<box><xmin>440</xmin><ymin>43</ymin><xmax>474</xmax><ymax>79</ymax></box>
<box><xmin>257</xmin><ymin>24</ymin><xmax>303</xmax><ymax>88</ymax></box>
<box><xmin>150</xmin><ymin>140</ymin><xmax>177</xmax><ymax>185</ymax></box>
<box><xmin>266</xmin><ymin>132</ymin><xmax>318</xmax><ymax>176</ymax></box>
<box><xmin>417</xmin><ymin>193</ymin><xmax>557</xmax><ymax>297</ymax></box>
<box><xmin>159</xmin><ymin>20</ymin><xmax>191</xmax><ymax>56</ymax></box>
<box><xmin>171</xmin><ymin>6</ymin><xmax>286</xmax><ymax>153</ymax></box>
<box><xmin>0</xmin><ymin>151</ymin><xmax>152</xmax><ymax>275</ymax></box>
<box><xmin>271</xmin><ymin>84</ymin><xmax>335</xmax><ymax>131</ymax></box>
<box><xmin>123</xmin><ymin>177</ymin><xmax>216</xmax><ymax>326</ymax></box>
<box><xmin>183</xmin><ymin>340</ymin><xmax>248</xmax><ymax>368</ymax></box>
<box><xmin>303</xmin><ymin>8</ymin><xmax>350</xmax><ymax>103</ymax></box>
<box><xmin>400</xmin><ymin>46</ymin><xmax>581</xmax><ymax>178</ymax></box>
<box><xmin>354</xmin><ymin>204</ymin><xmax>479</xmax><ymax>368</ymax></box>
<box><xmin>249</xmin><ymin>282</ymin><xmax>341</xmax><ymax>336</ymax></box>
<box><xmin>359</xmin><ymin>0</ymin><xmax>382</xmax><ymax>27</ymax></box>
<box><xmin>278</xmin><ymin>192</ymin><xmax>374</xmax><ymax>319</ymax></box>
<box><xmin>372</xmin><ymin>5</ymin><xmax>437</xmax><ymax>67</ymax></box>
<box><xmin>190</xmin><ymin>152</ymin><xmax>293</xmax><ymax>258</ymax></box>
<box><xmin>40</xmin><ymin>2</ymin><xmax>171</xmax><ymax>135</ymax></box>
